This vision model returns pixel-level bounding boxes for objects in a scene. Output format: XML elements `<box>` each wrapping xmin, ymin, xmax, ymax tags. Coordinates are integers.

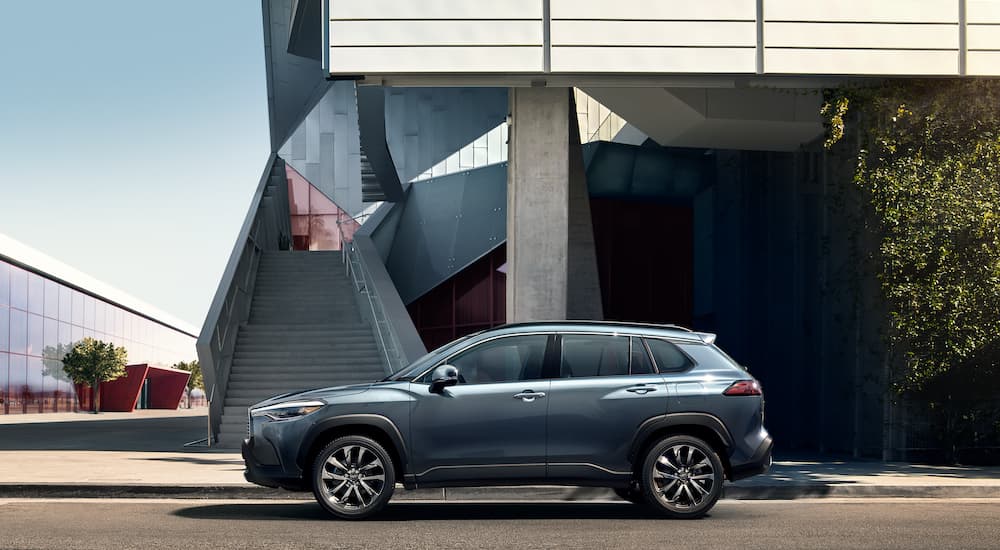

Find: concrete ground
<box><xmin>2</xmin><ymin>410</ymin><xmax>1000</xmax><ymax>499</ymax></box>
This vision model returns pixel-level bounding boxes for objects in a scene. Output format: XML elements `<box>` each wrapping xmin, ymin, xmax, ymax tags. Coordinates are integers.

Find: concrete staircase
<box><xmin>216</xmin><ymin>250</ymin><xmax>387</xmax><ymax>447</ymax></box>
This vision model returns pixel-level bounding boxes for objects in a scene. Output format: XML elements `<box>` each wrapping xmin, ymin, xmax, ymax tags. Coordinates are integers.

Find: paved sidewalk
<box><xmin>1</xmin><ymin>410</ymin><xmax>999</xmax><ymax>500</ymax></box>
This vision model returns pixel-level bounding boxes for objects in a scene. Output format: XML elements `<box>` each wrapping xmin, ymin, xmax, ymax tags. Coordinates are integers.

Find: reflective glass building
<box><xmin>0</xmin><ymin>235</ymin><xmax>196</xmax><ymax>415</ymax></box>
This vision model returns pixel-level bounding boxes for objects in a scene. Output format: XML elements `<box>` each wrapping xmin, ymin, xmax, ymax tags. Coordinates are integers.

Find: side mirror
<box><xmin>429</xmin><ymin>364</ymin><xmax>459</xmax><ymax>394</ymax></box>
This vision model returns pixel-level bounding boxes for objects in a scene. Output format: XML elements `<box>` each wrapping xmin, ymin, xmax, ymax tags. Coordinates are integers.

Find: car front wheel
<box><xmin>312</xmin><ymin>435</ymin><xmax>396</xmax><ymax>519</ymax></box>
<box><xmin>640</xmin><ymin>435</ymin><xmax>724</xmax><ymax>519</ymax></box>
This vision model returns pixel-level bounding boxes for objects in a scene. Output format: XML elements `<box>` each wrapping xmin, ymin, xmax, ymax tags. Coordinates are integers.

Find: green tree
<box><xmin>61</xmin><ymin>338</ymin><xmax>128</xmax><ymax>413</ymax></box>
<box><xmin>173</xmin><ymin>360</ymin><xmax>203</xmax><ymax>389</ymax></box>
<box><xmin>823</xmin><ymin>79</ymin><xmax>1000</xmax><ymax>460</ymax></box>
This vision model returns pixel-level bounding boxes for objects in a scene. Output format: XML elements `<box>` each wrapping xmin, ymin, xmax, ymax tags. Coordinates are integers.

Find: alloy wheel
<box><xmin>319</xmin><ymin>443</ymin><xmax>387</xmax><ymax>512</ymax></box>
<box><xmin>650</xmin><ymin>444</ymin><xmax>716</xmax><ymax>510</ymax></box>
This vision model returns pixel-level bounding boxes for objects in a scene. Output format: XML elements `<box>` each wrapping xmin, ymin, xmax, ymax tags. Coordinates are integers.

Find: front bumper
<box><xmin>242</xmin><ymin>437</ymin><xmax>307</xmax><ymax>491</ymax></box>
<box><xmin>729</xmin><ymin>435</ymin><xmax>773</xmax><ymax>481</ymax></box>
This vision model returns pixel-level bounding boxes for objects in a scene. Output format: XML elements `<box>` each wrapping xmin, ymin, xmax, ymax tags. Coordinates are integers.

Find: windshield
<box><xmin>382</xmin><ymin>334</ymin><xmax>476</xmax><ymax>381</ymax></box>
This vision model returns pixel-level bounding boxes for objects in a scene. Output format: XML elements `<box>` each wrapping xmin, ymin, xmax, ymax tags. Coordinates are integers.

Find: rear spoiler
<box><xmin>694</xmin><ymin>332</ymin><xmax>717</xmax><ymax>345</ymax></box>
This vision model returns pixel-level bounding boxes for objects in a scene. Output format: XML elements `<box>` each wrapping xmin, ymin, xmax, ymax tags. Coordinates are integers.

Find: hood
<box><xmin>250</xmin><ymin>382</ymin><xmax>374</xmax><ymax>410</ymax></box>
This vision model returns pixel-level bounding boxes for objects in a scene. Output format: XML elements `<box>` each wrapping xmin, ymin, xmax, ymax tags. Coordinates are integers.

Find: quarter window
<box><xmin>644</xmin><ymin>338</ymin><xmax>692</xmax><ymax>372</ymax></box>
<box><xmin>436</xmin><ymin>335</ymin><xmax>548</xmax><ymax>385</ymax></box>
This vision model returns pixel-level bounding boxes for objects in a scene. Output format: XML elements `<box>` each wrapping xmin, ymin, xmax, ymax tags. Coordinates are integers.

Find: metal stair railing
<box><xmin>196</xmin><ymin>154</ymin><xmax>291</xmax><ymax>445</ymax></box>
<box><xmin>339</xmin><ymin>229</ymin><xmax>407</xmax><ymax>374</ymax></box>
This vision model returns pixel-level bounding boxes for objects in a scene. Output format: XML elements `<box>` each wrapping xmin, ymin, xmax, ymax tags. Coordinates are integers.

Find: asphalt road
<box><xmin>0</xmin><ymin>498</ymin><xmax>998</xmax><ymax>549</ymax></box>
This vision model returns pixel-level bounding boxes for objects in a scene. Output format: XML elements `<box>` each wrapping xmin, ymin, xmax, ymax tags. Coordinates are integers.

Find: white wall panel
<box><xmin>968</xmin><ymin>51</ymin><xmax>1000</xmax><ymax>75</ymax></box>
<box><xmin>551</xmin><ymin>0</ymin><xmax>755</xmax><ymax>21</ymax></box>
<box><xmin>331</xmin><ymin>0</ymin><xmax>541</xmax><ymax>20</ymax></box>
<box><xmin>552</xmin><ymin>47</ymin><xmax>756</xmax><ymax>73</ymax></box>
<box><xmin>967</xmin><ymin>1</ymin><xmax>1000</xmax><ymax>23</ymax></box>
<box><xmin>551</xmin><ymin>21</ymin><xmax>755</xmax><ymax>47</ymax></box>
<box><xmin>765</xmin><ymin>22</ymin><xmax>958</xmax><ymax>49</ymax></box>
<box><xmin>331</xmin><ymin>21</ymin><xmax>542</xmax><ymax>47</ymax></box>
<box><xmin>969</xmin><ymin>25</ymin><xmax>1000</xmax><ymax>50</ymax></box>
<box><xmin>764</xmin><ymin>0</ymin><xmax>958</xmax><ymax>23</ymax></box>
<box><xmin>330</xmin><ymin>47</ymin><xmax>543</xmax><ymax>73</ymax></box>
<box><xmin>764</xmin><ymin>49</ymin><xmax>959</xmax><ymax>75</ymax></box>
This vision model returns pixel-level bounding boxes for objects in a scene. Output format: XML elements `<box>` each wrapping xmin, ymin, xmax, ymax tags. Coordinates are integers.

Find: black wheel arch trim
<box><xmin>629</xmin><ymin>412</ymin><xmax>734</xmax><ymax>463</ymax></box>
<box><xmin>297</xmin><ymin>414</ymin><xmax>409</xmax><ymax>472</ymax></box>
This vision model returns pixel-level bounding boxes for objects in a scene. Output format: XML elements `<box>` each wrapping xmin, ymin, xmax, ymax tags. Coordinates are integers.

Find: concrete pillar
<box><xmin>506</xmin><ymin>87</ymin><xmax>603</xmax><ymax>322</ymax></box>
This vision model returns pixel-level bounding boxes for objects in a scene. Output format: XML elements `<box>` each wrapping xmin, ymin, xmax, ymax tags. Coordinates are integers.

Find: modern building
<box><xmin>199</xmin><ymin>0</ymin><xmax>1000</xmax><ymax>455</ymax></box>
<box><xmin>0</xmin><ymin>234</ymin><xmax>197</xmax><ymax>415</ymax></box>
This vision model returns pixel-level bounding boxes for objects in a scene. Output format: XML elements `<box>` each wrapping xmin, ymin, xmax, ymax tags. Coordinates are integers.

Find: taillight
<box><xmin>723</xmin><ymin>380</ymin><xmax>762</xmax><ymax>396</ymax></box>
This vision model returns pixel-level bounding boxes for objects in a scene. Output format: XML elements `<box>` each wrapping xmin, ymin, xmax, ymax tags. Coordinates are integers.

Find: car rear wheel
<box><xmin>640</xmin><ymin>435</ymin><xmax>724</xmax><ymax>519</ymax></box>
<box><xmin>312</xmin><ymin>435</ymin><xmax>395</xmax><ymax>519</ymax></box>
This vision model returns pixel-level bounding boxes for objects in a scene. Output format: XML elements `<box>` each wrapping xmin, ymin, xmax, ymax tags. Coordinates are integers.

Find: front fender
<box><xmin>297</xmin><ymin>413</ymin><xmax>409</xmax><ymax>472</ymax></box>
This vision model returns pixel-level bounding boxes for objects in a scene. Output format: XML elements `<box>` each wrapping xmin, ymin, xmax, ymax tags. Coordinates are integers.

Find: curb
<box><xmin>2</xmin><ymin>483</ymin><xmax>999</xmax><ymax>500</ymax></box>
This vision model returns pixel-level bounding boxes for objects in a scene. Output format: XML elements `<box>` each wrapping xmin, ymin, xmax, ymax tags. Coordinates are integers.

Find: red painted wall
<box><xmin>74</xmin><ymin>364</ymin><xmax>190</xmax><ymax>412</ymax></box>
<box><xmin>407</xmin><ymin>245</ymin><xmax>506</xmax><ymax>350</ymax></box>
<box><xmin>145</xmin><ymin>367</ymin><xmax>190</xmax><ymax>409</ymax></box>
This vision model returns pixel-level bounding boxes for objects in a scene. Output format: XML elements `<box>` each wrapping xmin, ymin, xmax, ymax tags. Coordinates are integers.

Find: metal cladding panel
<box><xmin>278</xmin><ymin>82</ymin><xmax>363</xmax><ymax>216</ymax></box>
<box><xmin>385</xmin><ymin>164</ymin><xmax>507</xmax><ymax>304</ymax></box>
<box><xmin>968</xmin><ymin>1</ymin><xmax>1000</xmax><ymax>75</ymax></box>
<box><xmin>384</xmin><ymin>87</ymin><xmax>507</xmax><ymax>183</ymax></box>
<box><xmin>329</xmin><ymin>0</ymin><xmax>543</xmax><ymax>74</ymax></box>
<box><xmin>763</xmin><ymin>0</ymin><xmax>961</xmax><ymax>75</ymax></box>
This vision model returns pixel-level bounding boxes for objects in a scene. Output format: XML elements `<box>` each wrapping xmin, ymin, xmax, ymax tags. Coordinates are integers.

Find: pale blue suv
<box><xmin>242</xmin><ymin>321</ymin><xmax>772</xmax><ymax>519</ymax></box>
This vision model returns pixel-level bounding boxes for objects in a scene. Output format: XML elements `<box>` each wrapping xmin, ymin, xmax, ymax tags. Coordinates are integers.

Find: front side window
<box><xmin>434</xmin><ymin>335</ymin><xmax>548</xmax><ymax>385</ymax></box>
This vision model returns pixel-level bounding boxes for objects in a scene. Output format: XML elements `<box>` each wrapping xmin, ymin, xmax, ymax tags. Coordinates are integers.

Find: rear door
<box><xmin>545</xmin><ymin>334</ymin><xmax>669</xmax><ymax>481</ymax></box>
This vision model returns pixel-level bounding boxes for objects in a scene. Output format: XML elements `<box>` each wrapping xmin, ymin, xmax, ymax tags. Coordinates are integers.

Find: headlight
<box><xmin>250</xmin><ymin>400</ymin><xmax>325</xmax><ymax>421</ymax></box>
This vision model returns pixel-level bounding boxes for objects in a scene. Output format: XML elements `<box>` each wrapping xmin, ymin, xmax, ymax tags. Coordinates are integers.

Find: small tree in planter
<box><xmin>61</xmin><ymin>338</ymin><xmax>128</xmax><ymax>413</ymax></box>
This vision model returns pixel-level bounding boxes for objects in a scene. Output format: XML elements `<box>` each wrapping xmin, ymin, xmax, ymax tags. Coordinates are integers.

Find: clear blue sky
<box><xmin>0</xmin><ymin>1</ymin><xmax>271</xmax><ymax>328</ymax></box>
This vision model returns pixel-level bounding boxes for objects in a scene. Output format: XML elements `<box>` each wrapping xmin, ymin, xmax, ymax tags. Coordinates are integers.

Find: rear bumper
<box><xmin>729</xmin><ymin>435</ymin><xmax>773</xmax><ymax>481</ymax></box>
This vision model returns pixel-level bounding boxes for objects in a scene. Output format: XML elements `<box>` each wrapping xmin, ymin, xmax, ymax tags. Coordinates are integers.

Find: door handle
<box><xmin>513</xmin><ymin>391</ymin><xmax>546</xmax><ymax>402</ymax></box>
<box><xmin>626</xmin><ymin>386</ymin><xmax>657</xmax><ymax>394</ymax></box>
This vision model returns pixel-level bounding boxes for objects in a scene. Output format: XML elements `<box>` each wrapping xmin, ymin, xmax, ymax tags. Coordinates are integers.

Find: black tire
<box><xmin>640</xmin><ymin>435</ymin><xmax>724</xmax><ymax>519</ymax></box>
<box><xmin>614</xmin><ymin>487</ymin><xmax>646</xmax><ymax>505</ymax></box>
<box><xmin>312</xmin><ymin>435</ymin><xmax>396</xmax><ymax>520</ymax></box>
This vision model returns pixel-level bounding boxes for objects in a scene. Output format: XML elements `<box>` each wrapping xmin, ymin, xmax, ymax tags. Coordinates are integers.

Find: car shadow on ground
<box><xmin>172</xmin><ymin>501</ymin><xmax>730</xmax><ymax>522</ymax></box>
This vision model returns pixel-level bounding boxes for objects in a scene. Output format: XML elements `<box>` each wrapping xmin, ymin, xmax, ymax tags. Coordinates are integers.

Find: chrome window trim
<box><xmin>411</xmin><ymin>330</ymin><xmax>702</xmax><ymax>383</ymax></box>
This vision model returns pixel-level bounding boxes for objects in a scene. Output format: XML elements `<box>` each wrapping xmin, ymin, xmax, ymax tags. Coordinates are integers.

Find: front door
<box><xmin>545</xmin><ymin>334</ymin><xmax>670</xmax><ymax>481</ymax></box>
<box><xmin>409</xmin><ymin>334</ymin><xmax>552</xmax><ymax>485</ymax></box>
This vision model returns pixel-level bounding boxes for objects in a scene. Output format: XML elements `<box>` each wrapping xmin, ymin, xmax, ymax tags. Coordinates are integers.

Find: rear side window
<box><xmin>630</xmin><ymin>337</ymin><xmax>655</xmax><ymax>375</ymax></box>
<box><xmin>560</xmin><ymin>334</ymin><xmax>629</xmax><ymax>377</ymax></box>
<box><xmin>644</xmin><ymin>338</ymin><xmax>692</xmax><ymax>372</ymax></box>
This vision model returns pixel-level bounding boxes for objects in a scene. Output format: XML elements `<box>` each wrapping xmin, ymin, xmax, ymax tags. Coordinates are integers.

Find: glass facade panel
<box><xmin>44</xmin><ymin>279</ymin><xmax>58</xmax><ymax>319</ymax></box>
<box><xmin>58</xmin><ymin>285</ymin><xmax>71</xmax><ymax>322</ymax></box>
<box><xmin>27</xmin><ymin>273</ymin><xmax>43</xmax><ymax>314</ymax></box>
<box><xmin>10</xmin><ymin>266</ymin><xmax>27</xmax><ymax>310</ymax></box>
<box><xmin>43</xmin><ymin>318</ymin><xmax>58</xmax><ymax>357</ymax></box>
<box><xmin>9</xmin><ymin>309</ymin><xmax>27</xmax><ymax>354</ymax></box>
<box><xmin>58</xmin><ymin>322</ymin><xmax>71</xmax><ymax>350</ymax></box>
<box><xmin>95</xmin><ymin>301</ymin><xmax>106</xmax><ymax>334</ymax></box>
<box><xmin>8</xmin><ymin>354</ymin><xmax>25</xmax><ymax>414</ymax></box>
<box><xmin>27</xmin><ymin>356</ymin><xmax>43</xmax><ymax>413</ymax></box>
<box><xmin>83</xmin><ymin>295</ymin><xmax>95</xmax><ymax>328</ymax></box>
<box><xmin>72</xmin><ymin>290</ymin><xmax>84</xmax><ymax>326</ymax></box>
<box><xmin>27</xmin><ymin>313</ymin><xmax>43</xmax><ymax>357</ymax></box>
<box><xmin>0</xmin><ymin>353</ymin><xmax>7</xmax><ymax>414</ymax></box>
<box><xmin>0</xmin><ymin>261</ymin><xmax>9</xmax><ymax>306</ymax></box>
<box><xmin>0</xmin><ymin>306</ymin><xmax>8</xmax><ymax>351</ymax></box>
